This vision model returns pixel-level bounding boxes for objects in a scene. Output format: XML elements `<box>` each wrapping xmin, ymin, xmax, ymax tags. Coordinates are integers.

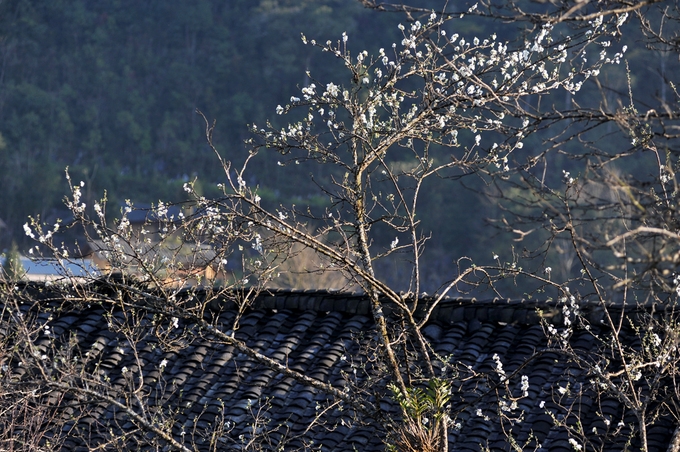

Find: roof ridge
<box><xmin>252</xmin><ymin>290</ymin><xmax>659</xmax><ymax>326</ymax></box>
<box><xmin>8</xmin><ymin>283</ymin><xmax>665</xmax><ymax>327</ymax></box>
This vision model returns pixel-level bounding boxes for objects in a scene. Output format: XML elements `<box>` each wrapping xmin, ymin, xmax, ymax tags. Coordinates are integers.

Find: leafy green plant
<box><xmin>388</xmin><ymin>378</ymin><xmax>451</xmax><ymax>452</ymax></box>
<box><xmin>1</xmin><ymin>242</ymin><xmax>24</xmax><ymax>281</ymax></box>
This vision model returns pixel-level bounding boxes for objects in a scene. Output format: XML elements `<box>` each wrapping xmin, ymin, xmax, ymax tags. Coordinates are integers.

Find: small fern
<box><xmin>388</xmin><ymin>379</ymin><xmax>451</xmax><ymax>452</ymax></box>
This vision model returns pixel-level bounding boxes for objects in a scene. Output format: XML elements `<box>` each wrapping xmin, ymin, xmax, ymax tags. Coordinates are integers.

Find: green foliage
<box><xmin>388</xmin><ymin>378</ymin><xmax>451</xmax><ymax>452</ymax></box>
<box><xmin>1</xmin><ymin>242</ymin><xmax>24</xmax><ymax>281</ymax></box>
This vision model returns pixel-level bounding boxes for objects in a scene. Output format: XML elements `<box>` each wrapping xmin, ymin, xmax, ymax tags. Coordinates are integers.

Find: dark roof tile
<box><xmin>3</xmin><ymin>287</ymin><xmax>675</xmax><ymax>451</ymax></box>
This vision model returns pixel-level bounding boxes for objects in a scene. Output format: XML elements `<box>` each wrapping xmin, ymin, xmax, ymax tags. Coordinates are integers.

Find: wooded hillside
<box><xmin>1</xmin><ymin>0</ymin><xmax>676</xmax><ymax>291</ymax></box>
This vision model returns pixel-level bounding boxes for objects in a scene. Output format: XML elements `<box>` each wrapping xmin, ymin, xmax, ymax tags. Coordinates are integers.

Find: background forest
<box><xmin>0</xmin><ymin>0</ymin><xmax>677</xmax><ymax>291</ymax></box>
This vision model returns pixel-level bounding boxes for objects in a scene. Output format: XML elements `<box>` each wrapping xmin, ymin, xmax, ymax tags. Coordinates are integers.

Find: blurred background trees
<box><xmin>1</xmin><ymin>0</ymin><xmax>678</xmax><ymax>295</ymax></box>
<box><xmin>0</xmin><ymin>0</ymin><xmax>412</xmax><ymax>245</ymax></box>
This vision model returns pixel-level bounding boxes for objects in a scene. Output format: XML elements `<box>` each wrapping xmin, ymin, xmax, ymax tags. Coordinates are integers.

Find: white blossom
<box><xmin>326</xmin><ymin>83</ymin><xmax>340</xmax><ymax>97</ymax></box>
<box><xmin>23</xmin><ymin>223</ymin><xmax>35</xmax><ymax>239</ymax></box>
<box><xmin>520</xmin><ymin>375</ymin><xmax>529</xmax><ymax>397</ymax></box>
<box><xmin>493</xmin><ymin>353</ymin><xmax>506</xmax><ymax>381</ymax></box>
<box><xmin>568</xmin><ymin>438</ymin><xmax>582</xmax><ymax>451</ymax></box>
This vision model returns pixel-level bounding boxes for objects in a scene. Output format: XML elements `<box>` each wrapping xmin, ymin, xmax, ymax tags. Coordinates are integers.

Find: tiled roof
<box><xmin>3</xmin><ymin>286</ymin><xmax>676</xmax><ymax>451</ymax></box>
<box><xmin>7</xmin><ymin>257</ymin><xmax>100</xmax><ymax>282</ymax></box>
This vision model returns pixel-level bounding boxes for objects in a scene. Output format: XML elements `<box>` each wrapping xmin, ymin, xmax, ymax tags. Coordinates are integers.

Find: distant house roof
<box><xmin>85</xmin><ymin>239</ymin><xmax>216</xmax><ymax>286</ymax></box>
<box><xmin>4</xmin><ymin>288</ymin><xmax>676</xmax><ymax>451</ymax></box>
<box><xmin>1</xmin><ymin>256</ymin><xmax>99</xmax><ymax>282</ymax></box>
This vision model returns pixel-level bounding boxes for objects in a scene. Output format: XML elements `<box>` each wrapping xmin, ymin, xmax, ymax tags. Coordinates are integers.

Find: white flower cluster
<box><xmin>324</xmin><ymin>82</ymin><xmax>340</xmax><ymax>98</ymax></box>
<box><xmin>66</xmin><ymin>179</ymin><xmax>87</xmax><ymax>214</ymax></box>
<box><xmin>253</xmin><ymin>10</ymin><xmax>628</xmax><ymax>201</ymax></box>
<box><xmin>156</xmin><ymin>201</ymin><xmax>168</xmax><ymax>218</ymax></box>
<box><xmin>301</xmin><ymin>83</ymin><xmax>316</xmax><ymax>100</ymax></box>
<box><xmin>673</xmin><ymin>274</ymin><xmax>680</xmax><ymax>297</ymax></box>
<box><xmin>498</xmin><ymin>398</ymin><xmax>518</xmax><ymax>413</ymax></box>
<box><xmin>492</xmin><ymin>353</ymin><xmax>506</xmax><ymax>382</ymax></box>
<box><xmin>520</xmin><ymin>375</ymin><xmax>529</xmax><ymax>398</ymax></box>
<box><xmin>24</xmin><ymin>221</ymin><xmax>60</xmax><ymax>244</ymax></box>
<box><xmin>561</xmin><ymin>293</ymin><xmax>580</xmax><ymax>328</ymax></box>
<box><xmin>475</xmin><ymin>408</ymin><xmax>490</xmax><ymax>421</ymax></box>
<box><xmin>23</xmin><ymin>223</ymin><xmax>35</xmax><ymax>239</ymax></box>
<box><xmin>568</xmin><ymin>438</ymin><xmax>583</xmax><ymax>451</ymax></box>
<box><xmin>118</xmin><ymin>215</ymin><xmax>130</xmax><ymax>232</ymax></box>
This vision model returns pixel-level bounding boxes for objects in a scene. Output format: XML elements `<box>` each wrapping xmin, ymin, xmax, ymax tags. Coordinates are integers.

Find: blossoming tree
<box><xmin>5</xmin><ymin>1</ymin><xmax>680</xmax><ymax>451</ymax></box>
